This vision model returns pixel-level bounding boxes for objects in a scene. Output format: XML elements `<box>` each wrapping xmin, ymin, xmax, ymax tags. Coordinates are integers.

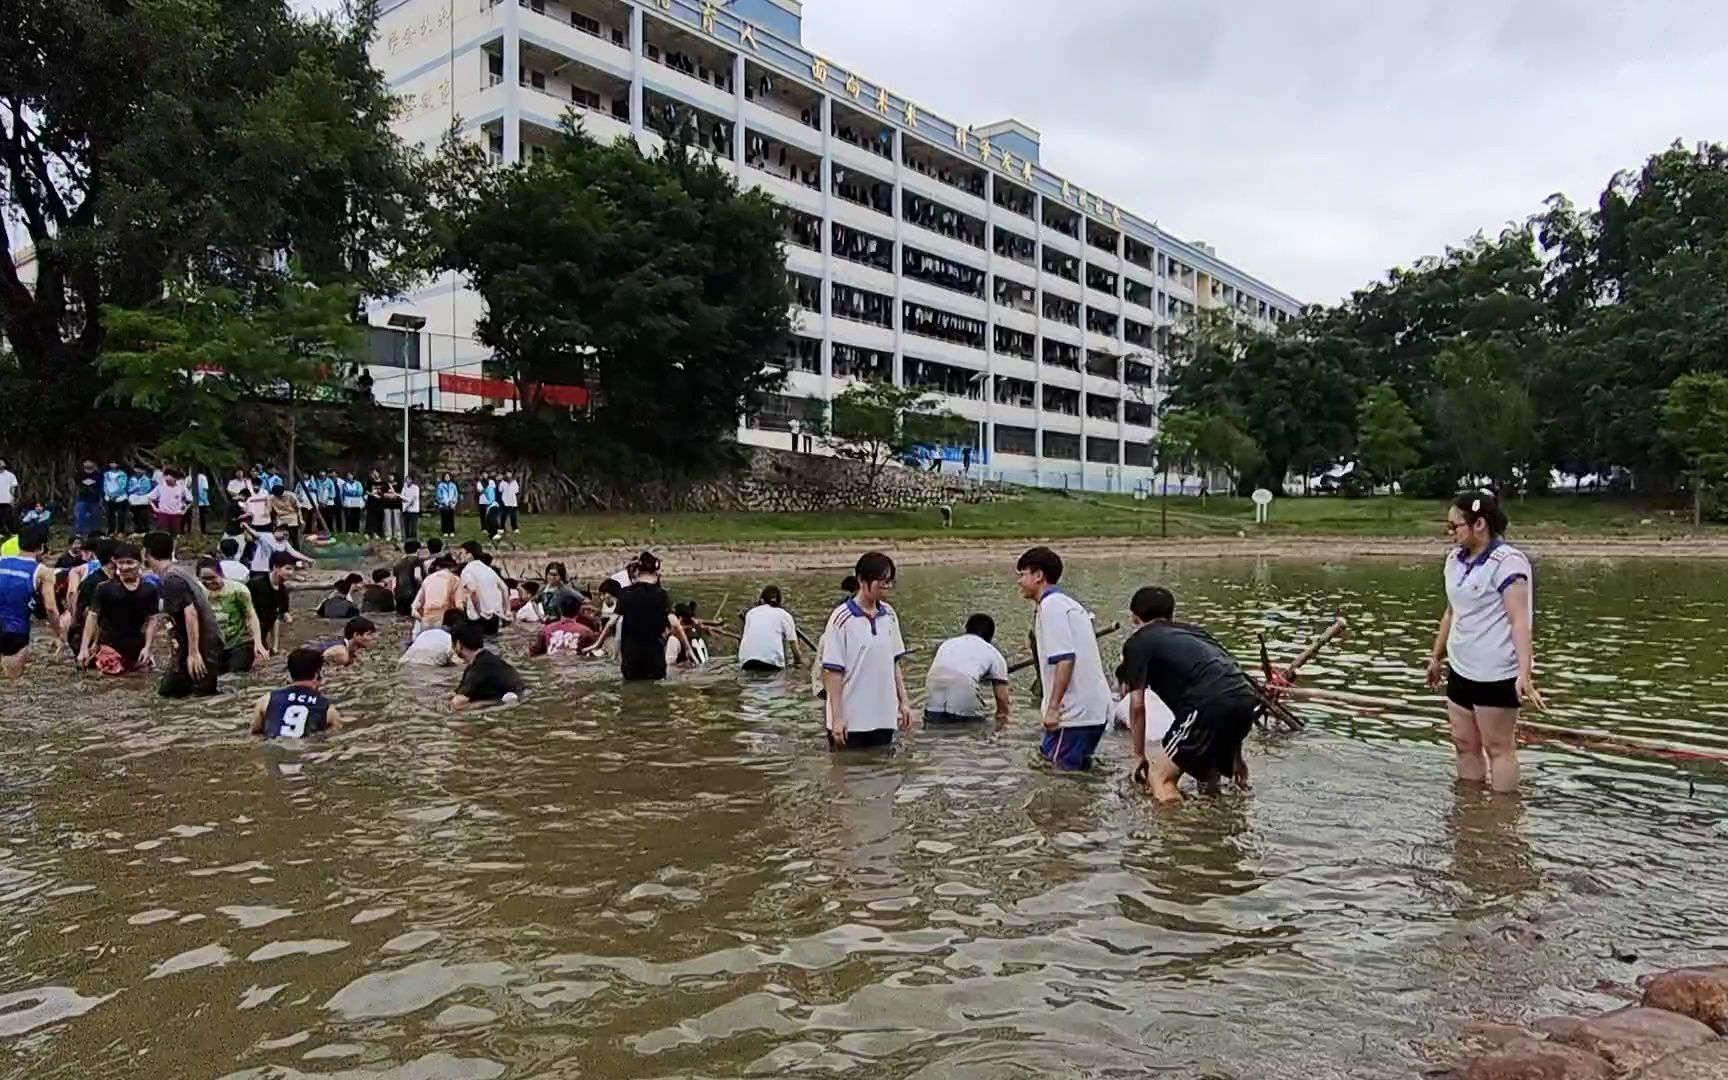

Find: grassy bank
<box><xmin>500</xmin><ymin>491</ymin><xmax>1718</xmax><ymax>549</ymax></box>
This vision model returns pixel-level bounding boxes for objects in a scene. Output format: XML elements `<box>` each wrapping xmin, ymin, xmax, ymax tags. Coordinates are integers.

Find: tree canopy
<box><xmin>1166</xmin><ymin>140</ymin><xmax>1728</xmax><ymax>510</ymax></box>
<box><xmin>426</xmin><ymin>116</ymin><xmax>794</xmax><ymax>482</ymax></box>
<box><xmin>1</xmin><ymin>0</ymin><xmax>419</xmax><ymax>445</ymax></box>
<box><xmin>816</xmin><ymin>380</ymin><xmax>971</xmax><ymax>494</ymax></box>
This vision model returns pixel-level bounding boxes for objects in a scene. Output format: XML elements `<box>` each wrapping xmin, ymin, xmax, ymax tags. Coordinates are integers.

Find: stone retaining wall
<box><xmin>416</xmin><ymin>412</ymin><xmax>1005</xmax><ymax>513</ymax></box>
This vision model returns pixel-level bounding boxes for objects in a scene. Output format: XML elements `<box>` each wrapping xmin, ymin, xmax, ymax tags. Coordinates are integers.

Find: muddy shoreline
<box><xmin>454</xmin><ymin>534</ymin><xmax>1728</xmax><ymax>580</ymax></box>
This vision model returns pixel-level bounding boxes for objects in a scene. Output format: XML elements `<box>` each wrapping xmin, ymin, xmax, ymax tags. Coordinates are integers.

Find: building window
<box><xmin>994</xmin><ymin>423</ymin><xmax>1036</xmax><ymax>456</ymax></box>
<box><xmin>1042</xmin><ymin>430</ymin><xmax>1081</xmax><ymax>460</ymax></box>
<box><xmin>903</xmin><ymin>301</ymin><xmax>985</xmax><ymax>350</ymax></box>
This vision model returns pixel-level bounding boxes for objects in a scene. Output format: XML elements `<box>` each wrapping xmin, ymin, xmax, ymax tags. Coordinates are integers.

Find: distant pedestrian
<box><xmin>149</xmin><ymin>469</ymin><xmax>192</xmax><ymax>535</ymax></box>
<box><xmin>126</xmin><ymin>467</ymin><xmax>154</xmax><ymax>533</ymax></box>
<box><xmin>401</xmin><ymin>474</ymin><xmax>421</xmax><ymax>542</ymax></box>
<box><xmin>498</xmin><ymin>472</ymin><xmax>521</xmax><ymax>535</ymax></box>
<box><xmin>103</xmin><ymin>462</ymin><xmax>130</xmax><ymax>533</ymax></box>
<box><xmin>0</xmin><ymin>457</ymin><xmax>15</xmax><ymax>536</ymax></box>
<box><xmin>340</xmin><ymin>472</ymin><xmax>365</xmax><ymax>534</ymax></box>
<box><xmin>193</xmin><ymin>468</ymin><xmax>212</xmax><ymax>533</ymax></box>
<box><xmin>75</xmin><ymin>459</ymin><xmax>103</xmax><ymax>536</ymax></box>
<box><xmin>435</xmin><ymin>473</ymin><xmax>459</xmax><ymax>537</ymax></box>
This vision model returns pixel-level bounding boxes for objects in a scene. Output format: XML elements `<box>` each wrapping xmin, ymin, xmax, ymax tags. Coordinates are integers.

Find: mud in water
<box><xmin>2</xmin><ymin>555</ymin><xmax>1726</xmax><ymax>1078</ymax></box>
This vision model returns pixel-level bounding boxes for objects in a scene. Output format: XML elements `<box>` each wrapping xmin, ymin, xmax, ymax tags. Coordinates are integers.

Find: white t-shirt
<box><xmin>219</xmin><ymin>559</ymin><xmax>251</xmax><ymax>586</ymax></box>
<box><xmin>128</xmin><ymin>480</ymin><xmax>150</xmax><ymax>506</ymax></box>
<box><xmin>226</xmin><ymin>478</ymin><xmax>250</xmax><ymax>500</ymax></box>
<box><xmin>609</xmin><ymin>569</ymin><xmax>632</xmax><ymax>589</ymax></box>
<box><xmin>401</xmin><ymin>483</ymin><xmax>421</xmax><ymax>514</ymax></box>
<box><xmin>461</xmin><ymin>560</ymin><xmax>510</xmax><ymax>621</ymax></box>
<box><xmin>924</xmin><ymin>633</ymin><xmax>1009</xmax><ymax>717</ymax></box>
<box><xmin>1444</xmin><ymin>540</ymin><xmax>1533</xmax><ymax>682</ymax></box>
<box><xmin>152</xmin><ymin>481</ymin><xmax>190</xmax><ymax>515</ymax></box>
<box><xmin>498</xmin><ymin>480</ymin><xmax>520</xmax><ymax>508</ymax></box>
<box><xmin>0</xmin><ymin>469</ymin><xmax>16</xmax><ymax>504</ymax></box>
<box><xmin>1113</xmin><ymin>689</ymin><xmax>1176</xmax><ymax>743</ymax></box>
<box><xmin>820</xmin><ymin>599</ymin><xmax>906</xmax><ymax>734</ymax></box>
<box><xmin>1034</xmin><ymin>588</ymin><xmax>1114</xmax><ymax>729</ymax></box>
<box><xmin>738</xmin><ymin>604</ymin><xmax>798</xmax><ymax>668</ymax></box>
<box><xmin>245</xmin><ymin>490</ymin><xmax>272</xmax><ymax>526</ymax></box>
<box><xmin>400</xmin><ymin>626</ymin><xmax>454</xmax><ymax>666</ymax></box>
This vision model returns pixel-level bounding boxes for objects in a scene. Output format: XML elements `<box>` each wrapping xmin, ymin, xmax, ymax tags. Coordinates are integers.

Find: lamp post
<box><xmin>387</xmin><ymin>313</ymin><xmax>428</xmax><ymax>480</ymax></box>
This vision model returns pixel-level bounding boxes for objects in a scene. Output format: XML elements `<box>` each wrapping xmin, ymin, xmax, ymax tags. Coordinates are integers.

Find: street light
<box><xmin>387</xmin><ymin>313</ymin><xmax>427</xmax><ymax>480</ymax></box>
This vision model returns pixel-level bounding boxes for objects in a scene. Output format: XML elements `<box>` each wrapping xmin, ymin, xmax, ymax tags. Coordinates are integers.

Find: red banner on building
<box><xmin>438</xmin><ymin>373</ymin><xmax>589</xmax><ymax>407</ymax></box>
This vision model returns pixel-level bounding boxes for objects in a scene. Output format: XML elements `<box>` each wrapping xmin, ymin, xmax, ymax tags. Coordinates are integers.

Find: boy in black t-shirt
<box><xmin>450</xmin><ymin>620</ymin><xmax>525</xmax><ymax>711</ymax></box>
<box><xmin>143</xmin><ymin>531</ymin><xmax>224</xmax><ymax>698</ymax></box>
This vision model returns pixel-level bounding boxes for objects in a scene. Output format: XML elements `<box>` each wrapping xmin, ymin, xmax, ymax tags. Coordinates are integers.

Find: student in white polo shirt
<box><xmin>1426</xmin><ymin>490</ymin><xmax>1542</xmax><ymax>793</ymax></box>
<box><xmin>923</xmin><ymin>613</ymin><xmax>1011</xmax><ymax>725</ymax></box>
<box><xmin>820</xmin><ymin>552</ymin><xmax>914</xmax><ymax>749</ymax></box>
<box><xmin>738</xmin><ymin>585</ymin><xmax>801</xmax><ymax>672</ymax></box>
<box><xmin>1016</xmin><ymin>546</ymin><xmax>1113</xmax><ymax>771</ymax></box>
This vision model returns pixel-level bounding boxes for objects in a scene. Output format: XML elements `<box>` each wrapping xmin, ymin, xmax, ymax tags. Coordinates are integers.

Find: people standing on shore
<box><xmin>149</xmin><ymin>469</ymin><xmax>191</xmax><ymax>536</ymax></box>
<box><xmin>0</xmin><ymin>457</ymin><xmax>17</xmax><ymax>536</ymax></box>
<box><xmin>498</xmin><ymin>471</ymin><xmax>520</xmax><ymax>536</ymax></box>
<box><xmin>1017</xmin><ymin>546</ymin><xmax>1112</xmax><ymax>771</ymax></box>
<box><xmin>317</xmin><ymin>472</ymin><xmax>339</xmax><ymax>533</ymax></box>
<box><xmin>435</xmin><ymin>473</ymin><xmax>459</xmax><ymax>537</ymax></box>
<box><xmin>1426</xmin><ymin>490</ymin><xmax>1541</xmax><ymax>793</ymax></box>
<box><xmin>193</xmin><ymin>469</ymin><xmax>212</xmax><ymax>533</ymax></box>
<box><xmin>127</xmin><ymin>466</ymin><xmax>154</xmax><ymax>533</ymax></box>
<box><xmin>1119</xmin><ymin>585</ymin><xmax>1258</xmax><ymax>802</ymax></box>
<box><xmin>0</xmin><ymin>526</ymin><xmax>58</xmax><ymax>679</ymax></box>
<box><xmin>382</xmin><ymin>476</ymin><xmax>404</xmax><ymax>543</ymax></box>
<box><xmin>104</xmin><ymin>462</ymin><xmax>131</xmax><ymax>534</ymax></box>
<box><xmin>252</xmin><ymin>647</ymin><xmax>347</xmax><ymax>738</ymax></box>
<box><xmin>476</xmin><ymin>473</ymin><xmax>499</xmax><ymax>539</ymax></box>
<box><xmin>401</xmin><ymin>474</ymin><xmax>421</xmax><ymax>542</ymax></box>
<box><xmin>144</xmin><ymin>531</ymin><xmax>223</xmax><ymax>699</ymax></box>
<box><xmin>820</xmin><ymin>552</ymin><xmax>914</xmax><ymax>749</ymax></box>
<box><xmin>340</xmin><ymin>472</ymin><xmax>365</xmax><ymax>535</ymax></box>
<box><xmin>75</xmin><ymin>459</ymin><xmax>102</xmax><ymax>536</ymax></box>
<box><xmin>922</xmin><ymin>613</ymin><xmax>1011</xmax><ymax>726</ymax></box>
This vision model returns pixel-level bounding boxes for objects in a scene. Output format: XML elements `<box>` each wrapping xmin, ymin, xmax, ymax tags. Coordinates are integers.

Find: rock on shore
<box><xmin>1443</xmin><ymin>963</ymin><xmax>1728</xmax><ymax>1078</ymax></box>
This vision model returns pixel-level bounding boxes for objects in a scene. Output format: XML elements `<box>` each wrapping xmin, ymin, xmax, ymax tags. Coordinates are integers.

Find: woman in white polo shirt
<box><xmin>820</xmin><ymin>552</ymin><xmax>914</xmax><ymax>749</ymax></box>
<box><xmin>1425</xmin><ymin>490</ymin><xmax>1543</xmax><ymax>792</ymax></box>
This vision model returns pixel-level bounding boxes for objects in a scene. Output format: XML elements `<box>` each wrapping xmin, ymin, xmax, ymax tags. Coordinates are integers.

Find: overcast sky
<box><xmin>304</xmin><ymin>0</ymin><xmax>1728</xmax><ymax>304</ymax></box>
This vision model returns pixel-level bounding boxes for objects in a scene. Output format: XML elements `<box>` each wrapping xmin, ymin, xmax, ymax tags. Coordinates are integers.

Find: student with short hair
<box><xmin>923</xmin><ymin>613</ymin><xmax>1011</xmax><ymax>725</ymax></box>
<box><xmin>412</xmin><ymin>554</ymin><xmax>462</xmax><ymax>634</ymax></box>
<box><xmin>251</xmin><ymin>647</ymin><xmax>346</xmax><ymax>738</ymax></box>
<box><xmin>198</xmin><ymin>557</ymin><xmax>269</xmax><ymax>675</ymax></box>
<box><xmin>0</xmin><ymin>526</ymin><xmax>59</xmax><ymax>678</ymax></box>
<box><xmin>1120</xmin><ymin>585</ymin><xmax>1257</xmax><ymax>802</ymax></box>
<box><xmin>80</xmin><ymin>542</ymin><xmax>159</xmax><ymax>674</ymax></box>
<box><xmin>738</xmin><ymin>585</ymin><xmax>801</xmax><ymax>672</ymax></box>
<box><xmin>1016</xmin><ymin>546</ymin><xmax>1112</xmax><ymax>771</ymax></box>
<box><xmin>248</xmin><ymin>551</ymin><xmax>298</xmax><ymax>655</ymax></box>
<box><xmin>820</xmin><ymin>552</ymin><xmax>914</xmax><ymax>749</ymax></box>
<box><xmin>451</xmin><ymin>620</ymin><xmax>525</xmax><ymax>710</ymax></box>
<box><xmin>320</xmin><ymin>616</ymin><xmax>378</xmax><ymax>668</ymax></box>
<box><xmin>316</xmin><ymin>574</ymin><xmax>365</xmax><ymax>620</ymax></box>
<box><xmin>144</xmin><ymin>530</ymin><xmax>224</xmax><ymax>699</ymax></box>
<box><xmin>456</xmin><ymin>541</ymin><xmax>510</xmax><ymax>635</ymax></box>
<box><xmin>530</xmin><ymin>594</ymin><xmax>600</xmax><ymax>657</ymax></box>
<box><xmin>362</xmin><ymin>568</ymin><xmax>397</xmax><ymax>614</ymax></box>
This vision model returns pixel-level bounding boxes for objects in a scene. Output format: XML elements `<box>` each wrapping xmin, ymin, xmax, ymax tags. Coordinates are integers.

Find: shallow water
<box><xmin>2</xmin><ymin>555</ymin><xmax>1727</xmax><ymax>1079</ymax></box>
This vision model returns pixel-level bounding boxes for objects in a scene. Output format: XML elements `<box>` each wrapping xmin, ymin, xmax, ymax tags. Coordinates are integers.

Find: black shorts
<box><xmin>1163</xmin><ymin>699</ymin><xmax>1256</xmax><ymax>781</ymax></box>
<box><xmin>159</xmin><ymin>663</ymin><xmax>220</xmax><ymax>699</ymax></box>
<box><xmin>828</xmin><ymin>728</ymin><xmax>895</xmax><ymax>750</ymax></box>
<box><xmin>0</xmin><ymin>631</ymin><xmax>28</xmax><ymax>657</ymax></box>
<box><xmin>218</xmin><ymin>641</ymin><xmax>257</xmax><ymax>676</ymax></box>
<box><xmin>619</xmin><ymin>640</ymin><xmax>667</xmax><ymax>682</ymax></box>
<box><xmin>741</xmin><ymin>659</ymin><xmax>782</xmax><ymax>673</ymax></box>
<box><xmin>924</xmin><ymin>710</ymin><xmax>984</xmax><ymax>725</ymax></box>
<box><xmin>473</xmin><ymin>615</ymin><xmax>502</xmax><ymax>638</ymax></box>
<box><xmin>1446</xmin><ymin>667</ymin><xmax>1520</xmax><ymax>710</ymax></box>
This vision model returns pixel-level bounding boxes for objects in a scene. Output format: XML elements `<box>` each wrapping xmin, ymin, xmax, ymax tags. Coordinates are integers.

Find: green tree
<box><xmin>1163</xmin><ymin>309</ymin><xmax>1359</xmax><ymax>491</ymax></box>
<box><xmin>428</xmin><ymin>115</ymin><xmax>793</xmax><ymax>481</ymax></box>
<box><xmin>1354</xmin><ymin>381</ymin><xmax>1423</xmax><ymax>501</ymax></box>
<box><xmin>1431</xmin><ymin>338</ymin><xmax>1539</xmax><ymax>490</ymax></box>
<box><xmin>1660</xmin><ymin>372</ymin><xmax>1728</xmax><ymax>526</ymax></box>
<box><xmin>0</xmin><ymin>0</ymin><xmax>418</xmax><ymax>445</ymax></box>
<box><xmin>101</xmin><ymin>280</ymin><xmax>367</xmax><ymax>477</ymax></box>
<box><xmin>816</xmin><ymin>380</ymin><xmax>970</xmax><ymax>495</ymax></box>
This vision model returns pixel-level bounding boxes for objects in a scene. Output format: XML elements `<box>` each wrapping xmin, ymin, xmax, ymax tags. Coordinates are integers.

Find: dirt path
<box><xmin>474</xmin><ymin>533</ymin><xmax>1728</xmax><ymax>580</ymax></box>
